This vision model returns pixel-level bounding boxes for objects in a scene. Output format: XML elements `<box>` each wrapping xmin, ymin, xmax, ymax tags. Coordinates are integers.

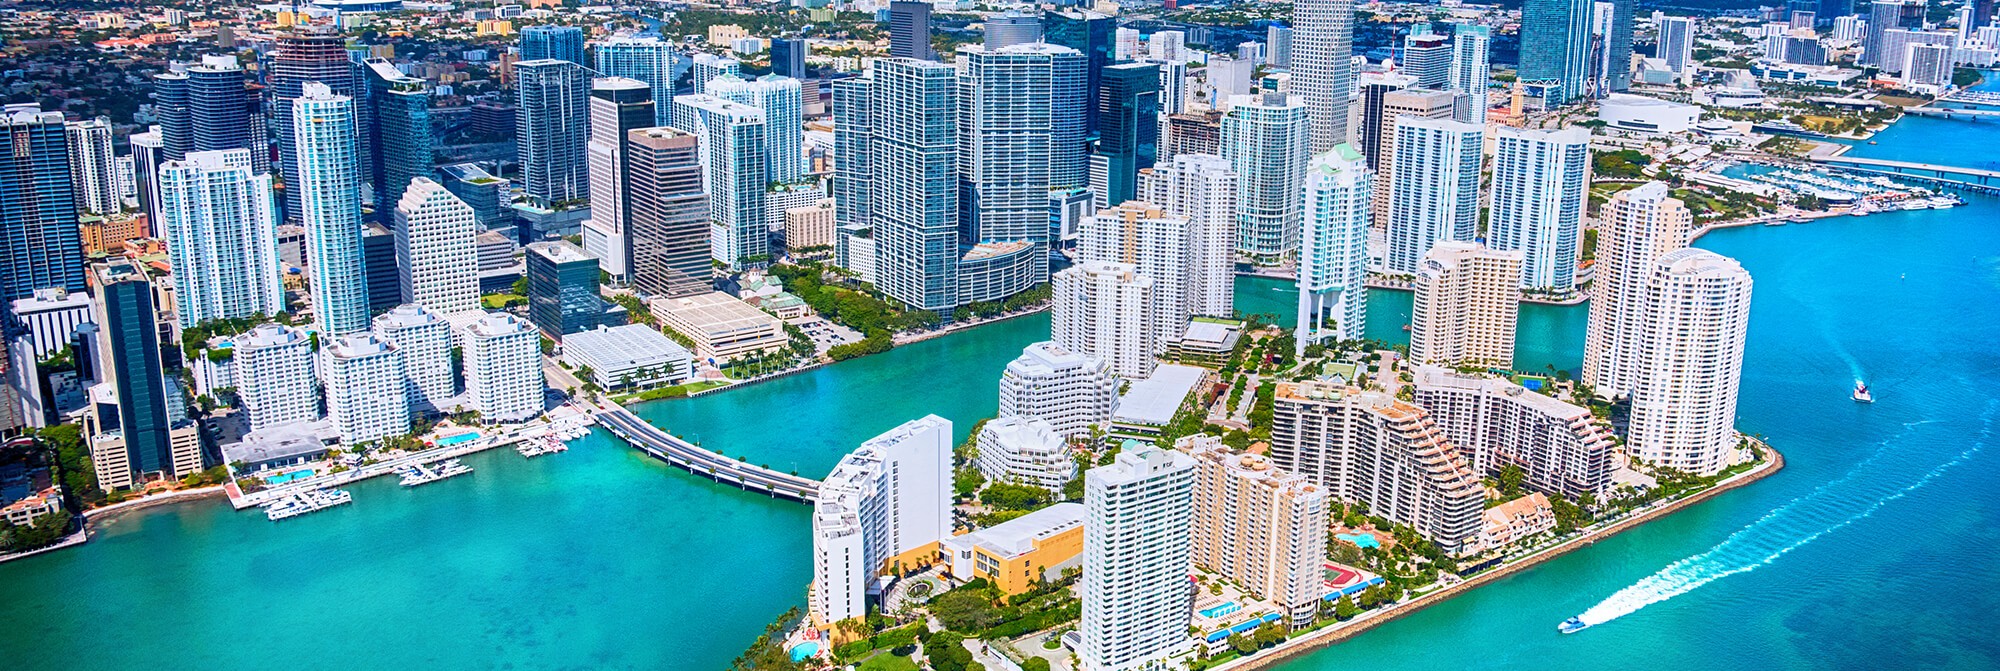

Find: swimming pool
<box><xmin>1198</xmin><ymin>601</ymin><xmax>1241</xmax><ymax>619</ymax></box>
<box><xmin>787</xmin><ymin>642</ymin><xmax>818</xmax><ymax>662</ymax></box>
<box><xmin>264</xmin><ymin>469</ymin><xmax>315</xmax><ymax>485</ymax></box>
<box><xmin>1336</xmin><ymin>532</ymin><xmax>1381</xmax><ymax>549</ymax></box>
<box><xmin>435</xmin><ymin>432</ymin><xmax>480</xmax><ymax>447</ymax></box>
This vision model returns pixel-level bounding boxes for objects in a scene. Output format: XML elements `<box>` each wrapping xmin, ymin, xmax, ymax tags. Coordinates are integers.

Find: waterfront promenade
<box><xmin>226</xmin><ymin>410</ymin><xmax>596</xmax><ymax>509</ymax></box>
<box><xmin>1207</xmin><ymin>445</ymin><xmax>1786</xmax><ymax>671</ymax></box>
<box><xmin>592</xmin><ymin>401</ymin><xmax>822</xmax><ymax>502</ymax></box>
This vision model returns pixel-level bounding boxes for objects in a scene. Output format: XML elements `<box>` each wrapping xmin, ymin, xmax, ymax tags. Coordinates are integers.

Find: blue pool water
<box><xmin>1337</xmin><ymin>533</ymin><xmax>1382</xmax><ymax>549</ymax></box>
<box><xmin>788</xmin><ymin>641</ymin><xmax>818</xmax><ymax>662</ymax></box>
<box><xmin>435</xmin><ymin>432</ymin><xmax>480</xmax><ymax>447</ymax></box>
<box><xmin>264</xmin><ymin>469</ymin><xmax>314</xmax><ymax>485</ymax></box>
<box><xmin>1199</xmin><ymin>602</ymin><xmax>1241</xmax><ymax>619</ymax></box>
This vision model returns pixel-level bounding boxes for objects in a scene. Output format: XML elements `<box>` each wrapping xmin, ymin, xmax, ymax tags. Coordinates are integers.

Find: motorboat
<box><xmin>1853</xmin><ymin>380</ymin><xmax>1873</xmax><ymax>403</ymax></box>
<box><xmin>1558</xmin><ymin>617</ymin><xmax>1590</xmax><ymax>634</ymax></box>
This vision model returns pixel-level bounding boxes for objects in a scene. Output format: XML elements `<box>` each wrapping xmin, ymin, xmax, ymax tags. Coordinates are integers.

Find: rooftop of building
<box><xmin>373</xmin><ymin>303</ymin><xmax>444</xmax><ymax>331</ymax></box>
<box><xmin>525</xmin><ymin>239</ymin><xmax>594</xmax><ymax>264</ymax></box>
<box><xmin>651</xmin><ymin>292</ymin><xmax>781</xmax><ymax>335</ymax></box>
<box><xmin>467</xmin><ymin>311</ymin><xmax>532</xmax><ymax>338</ymax></box>
<box><xmin>562</xmin><ymin>324</ymin><xmax>691</xmax><ymax>368</ymax></box>
<box><xmin>1410</xmin><ymin>365</ymin><xmax>1592</xmax><ymax>418</ymax></box>
<box><xmin>11</xmin><ymin>287</ymin><xmax>90</xmax><ymax>313</ymax></box>
<box><xmin>220</xmin><ymin>419</ymin><xmax>337</xmax><ymax>466</ymax></box>
<box><xmin>235</xmin><ymin>323</ymin><xmax>308</xmax><ymax>350</ymax></box>
<box><xmin>1114</xmin><ymin>364</ymin><xmax>1208</xmax><ymax>427</ymax></box>
<box><xmin>962</xmin><ymin>240</ymin><xmax>1035</xmax><ymax>261</ymax></box>
<box><xmin>1180</xmin><ymin>320</ymin><xmax>1241</xmax><ymax>352</ymax></box>
<box><xmin>942</xmin><ymin>502</ymin><xmax>1085</xmax><ymax>558</ymax></box>
<box><xmin>1010</xmin><ymin>341</ymin><xmax>1104</xmax><ymax>375</ymax></box>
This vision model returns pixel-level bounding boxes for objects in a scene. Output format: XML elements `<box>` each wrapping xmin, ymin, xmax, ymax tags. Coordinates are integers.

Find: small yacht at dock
<box><xmin>264</xmin><ymin>489</ymin><xmax>353</xmax><ymax>521</ymax></box>
<box><xmin>399</xmin><ymin>459</ymin><xmax>473</xmax><ymax>486</ymax></box>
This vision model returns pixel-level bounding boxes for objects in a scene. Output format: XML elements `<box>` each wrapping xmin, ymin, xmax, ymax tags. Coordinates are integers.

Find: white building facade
<box><xmin>1386</xmin><ymin>117</ymin><xmax>1483</xmax><ymax>275</ymax></box>
<box><xmin>811</xmin><ymin>415</ymin><xmax>954</xmax><ymax>623</ymax></box>
<box><xmin>1297</xmin><ymin>145</ymin><xmax>1372</xmax><ymax>353</ymax></box>
<box><xmin>233</xmin><ymin>324</ymin><xmax>320</xmax><ymax>430</ymax></box>
<box><xmin>998</xmin><ymin>341</ymin><xmax>1120</xmax><ymax>439</ymax></box>
<box><xmin>1052</xmin><ymin>261</ymin><xmax>1157</xmax><ymax>380</ymax></box>
<box><xmin>323</xmin><ymin>333</ymin><xmax>411</xmax><ymax>445</ymax></box>
<box><xmin>394</xmin><ymin>177</ymin><xmax>482</xmax><ymax>316</ymax></box>
<box><xmin>373</xmin><ymin>304</ymin><xmax>455</xmax><ymax>414</ymax></box>
<box><xmin>1628</xmin><ymin>249</ymin><xmax>1753</xmax><ymax>476</ymax></box>
<box><xmin>1080</xmin><ymin>446</ymin><xmax>1197</xmax><ymax>671</ymax></box>
<box><xmin>462</xmin><ymin>312</ymin><xmax>543</xmax><ymax>423</ymax></box>
<box><xmin>1138</xmin><ymin>154</ymin><xmax>1237</xmax><ymax>318</ymax></box>
<box><xmin>1488</xmin><ymin>126</ymin><xmax>1591</xmax><ymax>292</ymax></box>
<box><xmin>155</xmin><ymin>149</ymin><xmax>284</xmax><ymax>329</ymax></box>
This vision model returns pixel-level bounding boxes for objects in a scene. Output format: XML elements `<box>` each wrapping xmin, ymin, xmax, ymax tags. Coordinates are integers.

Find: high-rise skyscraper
<box><xmin>272</xmin><ymin>29</ymin><xmax>357</xmax><ymax>221</ymax></box>
<box><xmin>463</xmin><ymin>312</ymin><xmax>544</xmax><ymax>423</ymax></box>
<box><xmin>1138</xmin><ymin>154</ymin><xmax>1237</xmax><ymax>319</ymax></box>
<box><xmin>1386</xmin><ymin>117</ymin><xmax>1482</xmax><ymax>275</ymax></box>
<box><xmin>1658</xmin><ymin>16</ymin><xmax>1697</xmax><ymax>74</ymax></box>
<box><xmin>1079</xmin><ymin>446</ymin><xmax>1196</xmax><ymax>671</ymax></box>
<box><xmin>519</xmin><ymin>25</ymin><xmax>586</xmax><ymax>65</ymax></box>
<box><xmin>1864</xmin><ymin>0</ymin><xmax>1927</xmax><ymax>66</ymax></box>
<box><xmin>594</xmin><ymin>36</ymin><xmax>680</xmax><ymax>127</ymax></box>
<box><xmin>889</xmin><ymin>1</ymin><xmax>937</xmax><ymax>60</ymax></box>
<box><xmin>516</xmin><ymin>59</ymin><xmax>591</xmax><ymax>206</ymax></box>
<box><xmin>770</xmin><ymin>37</ymin><xmax>808</xmax><ymax>78</ymax></box>
<box><xmin>626</xmin><ymin>127</ymin><xmax>711</xmax><ymax>298</ymax></box>
<box><xmin>1627</xmin><ymin>248</ymin><xmax>1752</xmax><ymax>476</ymax></box>
<box><xmin>1297</xmin><ymin>145</ymin><xmax>1371</xmax><ymax>353</ymax></box>
<box><xmin>1370</xmin><ymin>88</ymin><xmax>1458</xmax><ymax>229</ymax></box>
<box><xmin>373</xmin><ymin>303</ymin><xmax>455</xmax><ymax>413</ymax></box>
<box><xmin>1403</xmin><ymin>30</ymin><xmax>1452</xmax><ymax>89</ymax></box>
<box><xmin>986</xmin><ymin>10</ymin><xmax>1044</xmax><ymax>49</ymax></box>
<box><xmin>129</xmin><ymin>129</ymin><xmax>165</xmax><ymax>227</ymax></box>
<box><xmin>86</xmin><ymin>262</ymin><xmax>200</xmax><ymax>490</ymax></box>
<box><xmin>1267</xmin><ymin>24</ymin><xmax>1294</xmax><ymax>67</ymax></box>
<box><xmin>1079</xmin><ymin>201</ymin><xmax>1194</xmax><ymax>345</ymax></box>
<box><xmin>293</xmin><ymin>83</ymin><xmax>371</xmax><ymax>336</ymax></box>
<box><xmin>689</xmin><ymin>53</ymin><xmax>743</xmax><ymax>96</ymax></box>
<box><xmin>1115</xmin><ymin>27</ymin><xmax>1142</xmax><ymax>61</ymax></box>
<box><xmin>1409</xmin><ymin>241</ymin><xmax>1522</xmax><ymax>367</ymax></box>
<box><xmin>233</xmin><ymin>324</ymin><xmax>320</xmax><ymax>430</ymax></box>
<box><xmin>393</xmin><ymin>178</ymin><xmax>480</xmax><ymax>316</ymax></box>
<box><xmin>1293</xmin><ymin>0</ymin><xmax>1355</xmax><ymax>149</ymax></box>
<box><xmin>0</xmin><ymin>107</ymin><xmax>83</xmax><ymax>314</ymax></box>
<box><xmin>323</xmin><ymin>333</ymin><xmax>411</xmax><ymax>445</ymax></box>
<box><xmin>1448</xmin><ymin>24</ymin><xmax>1492</xmax><ymax>124</ymax></box>
<box><xmin>1221</xmin><ymin>93</ymin><xmax>1310</xmax><ymax>260</ymax></box>
<box><xmin>1182</xmin><ymin>434</ymin><xmax>1329</xmax><ymax>629</ymax></box>
<box><xmin>583</xmin><ymin>77</ymin><xmax>655</xmax><ymax>282</ymax></box>
<box><xmin>1489</xmin><ymin>126</ymin><xmax>1590</xmax><ymax>292</ymax></box>
<box><xmin>1521</xmin><ymin>0</ymin><xmax>1595</xmax><ymax>102</ymax></box>
<box><xmin>64</xmin><ymin>117</ymin><xmax>118</xmax><ymax>216</ymax></box>
<box><xmin>363</xmin><ymin>58</ymin><xmax>436</xmax><ymax>215</ymax></box>
<box><xmin>1045</xmin><ymin>11</ymin><xmax>1116</xmax><ymax>136</ymax></box>
<box><xmin>672</xmin><ymin>94</ymin><xmax>769</xmax><ymax>267</ymax></box>
<box><xmin>708</xmin><ymin>74</ymin><xmax>805</xmax><ymax>183</ymax></box>
<box><xmin>832</xmin><ymin>76</ymin><xmax>874</xmax><ymax>229</ymax></box>
<box><xmin>1582</xmin><ymin>181</ymin><xmax>1693</xmax><ymax>396</ymax></box>
<box><xmin>1097</xmin><ymin>63</ymin><xmax>1160</xmax><ymax>206</ymax></box>
<box><xmin>155</xmin><ymin>149</ymin><xmax>283</xmax><ymax>329</ymax></box>
<box><xmin>1351</xmin><ymin>73</ymin><xmax>1417</xmax><ymax>170</ymax></box>
<box><xmin>959</xmin><ymin>44</ymin><xmax>1079</xmax><ymax>253</ymax></box>
<box><xmin>153</xmin><ymin>55</ymin><xmax>267</xmax><ymax>173</ymax></box>
<box><xmin>865</xmin><ymin>59</ymin><xmax>960</xmax><ymax>315</ymax></box>
<box><xmin>1605</xmin><ymin>0</ymin><xmax>1637</xmax><ymax>91</ymax></box>
<box><xmin>811</xmin><ymin>416</ymin><xmax>953</xmax><ymax>623</ymax></box>
<box><xmin>1052</xmin><ymin>260</ymin><xmax>1155</xmax><ymax>380</ymax></box>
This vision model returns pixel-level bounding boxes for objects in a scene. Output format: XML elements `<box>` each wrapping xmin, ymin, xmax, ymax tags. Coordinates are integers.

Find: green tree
<box><xmin>1498</xmin><ymin>463</ymin><xmax>1526</xmax><ymax>499</ymax></box>
<box><xmin>1334</xmin><ymin>595</ymin><xmax>1361</xmax><ymax>620</ymax></box>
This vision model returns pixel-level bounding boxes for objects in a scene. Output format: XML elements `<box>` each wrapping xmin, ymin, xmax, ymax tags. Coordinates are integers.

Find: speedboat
<box><xmin>1853</xmin><ymin>381</ymin><xmax>1873</xmax><ymax>403</ymax></box>
<box><xmin>1558</xmin><ymin>617</ymin><xmax>1590</xmax><ymax>634</ymax></box>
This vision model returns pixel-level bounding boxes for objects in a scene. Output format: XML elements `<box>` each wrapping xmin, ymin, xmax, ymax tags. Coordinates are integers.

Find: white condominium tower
<box><xmin>956</xmin><ymin>44</ymin><xmax>1086</xmax><ymax>252</ymax></box>
<box><xmin>1182</xmin><ymin>434</ymin><xmax>1330</xmax><ymax>629</ymax></box>
<box><xmin>1269</xmin><ymin>382</ymin><xmax>1485</xmax><ymax>554</ymax></box>
<box><xmin>593</xmin><ymin>35</ymin><xmax>680</xmax><ymax>126</ymax></box>
<box><xmin>708</xmin><ymin>73</ymin><xmax>806</xmax><ymax>183</ymax></box>
<box><xmin>1080</xmin><ymin>445</ymin><xmax>1196</xmax><ymax>671</ymax></box>
<box><xmin>65</xmin><ymin>117</ymin><xmax>119</xmax><ymax>215</ymax></box>
<box><xmin>1297</xmin><ymin>145</ymin><xmax>1371</xmax><ymax>355</ymax></box>
<box><xmin>584</xmin><ymin>77</ymin><xmax>653</xmax><ymax>283</ymax></box>
<box><xmin>671</xmin><ymin>94</ymin><xmax>769</xmax><ymax>268</ymax></box>
<box><xmin>1293</xmin><ymin>0</ymin><xmax>1355</xmax><ymax>149</ymax></box>
<box><xmin>294</xmin><ymin>83</ymin><xmax>370</xmax><ymax>336</ymax></box>
<box><xmin>1411</xmin><ymin>365</ymin><xmax>1615</xmax><ymax>498</ymax></box>
<box><xmin>1658</xmin><ymin>16</ymin><xmax>1697</xmax><ymax>74</ymax></box>
<box><xmin>1221</xmin><ymin>93</ymin><xmax>1310</xmax><ymax>260</ymax></box>
<box><xmin>998</xmin><ymin>341</ymin><xmax>1119</xmax><ymax>439</ymax></box>
<box><xmin>1139</xmin><ymin>154</ymin><xmax>1237</xmax><ymax>318</ymax></box>
<box><xmin>1447</xmin><ymin>24</ymin><xmax>1492</xmax><ymax>125</ymax></box>
<box><xmin>689</xmin><ymin>53</ymin><xmax>742</xmax><ymax>95</ymax></box>
<box><xmin>1410</xmin><ymin>241</ymin><xmax>1523</xmax><ymax>368</ymax></box>
<box><xmin>1387</xmin><ymin>117</ymin><xmax>1483</xmax><ymax>275</ymax></box>
<box><xmin>1582</xmin><ymin>181</ymin><xmax>1693</xmax><ymax>396</ymax></box>
<box><xmin>233</xmin><ymin>324</ymin><xmax>320</xmax><ymax>430</ymax></box>
<box><xmin>1368</xmin><ymin>89</ymin><xmax>1457</xmax><ymax>230</ymax></box>
<box><xmin>1052</xmin><ymin>260</ymin><xmax>1157</xmax><ymax>380</ymax></box>
<box><xmin>373</xmin><ymin>304</ymin><xmax>455</xmax><ymax>414</ymax></box>
<box><xmin>463</xmin><ymin>311</ymin><xmax>544</xmax><ymax>423</ymax></box>
<box><xmin>1488</xmin><ymin>126</ymin><xmax>1590</xmax><ymax>292</ymax></box>
<box><xmin>1079</xmin><ymin>201</ymin><xmax>1195</xmax><ymax>345</ymax></box>
<box><xmin>975</xmin><ymin>416</ymin><xmax>1075</xmax><ymax>494</ymax></box>
<box><xmin>811</xmin><ymin>415</ymin><xmax>953</xmax><ymax>624</ymax></box>
<box><xmin>323</xmin><ymin>333</ymin><xmax>411</xmax><ymax>445</ymax></box>
<box><xmin>155</xmin><ymin>149</ymin><xmax>283</xmax><ymax>329</ymax></box>
<box><xmin>1629</xmin><ymin>249</ymin><xmax>1752</xmax><ymax>476</ymax></box>
<box><xmin>394</xmin><ymin>178</ymin><xmax>481</xmax><ymax>316</ymax></box>
<box><xmin>864</xmin><ymin>59</ymin><xmax>961</xmax><ymax>315</ymax></box>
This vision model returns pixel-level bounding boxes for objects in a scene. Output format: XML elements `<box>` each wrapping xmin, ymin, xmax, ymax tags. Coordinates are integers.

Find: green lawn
<box><xmin>857</xmin><ymin>651</ymin><xmax>919</xmax><ymax>671</ymax></box>
<box><xmin>481</xmin><ymin>293</ymin><xmax>525</xmax><ymax>309</ymax></box>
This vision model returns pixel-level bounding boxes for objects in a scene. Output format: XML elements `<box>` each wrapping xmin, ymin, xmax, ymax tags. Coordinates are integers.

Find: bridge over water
<box><xmin>1809</xmin><ymin>156</ymin><xmax>2000</xmax><ymax>194</ymax></box>
<box><xmin>596</xmin><ymin>405</ymin><xmax>821</xmax><ymax>503</ymax></box>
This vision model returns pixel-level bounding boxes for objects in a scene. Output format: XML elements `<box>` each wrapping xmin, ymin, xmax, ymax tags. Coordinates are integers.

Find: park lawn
<box><xmin>857</xmin><ymin>651</ymin><xmax>919</xmax><ymax>671</ymax></box>
<box><xmin>482</xmin><ymin>293</ymin><xmax>525</xmax><ymax>309</ymax></box>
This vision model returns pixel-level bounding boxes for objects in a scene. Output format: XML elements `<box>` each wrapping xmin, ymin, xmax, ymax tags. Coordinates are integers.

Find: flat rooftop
<box><xmin>652</xmin><ymin>292</ymin><xmax>781</xmax><ymax>335</ymax></box>
<box><xmin>1113</xmin><ymin>364</ymin><xmax>1207</xmax><ymax>427</ymax></box>
<box><xmin>942</xmin><ymin>501</ymin><xmax>1085</xmax><ymax>559</ymax></box>
<box><xmin>562</xmin><ymin>324</ymin><xmax>691</xmax><ymax>369</ymax></box>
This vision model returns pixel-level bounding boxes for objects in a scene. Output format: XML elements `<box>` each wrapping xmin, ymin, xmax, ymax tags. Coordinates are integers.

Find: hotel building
<box><xmin>323</xmin><ymin>333</ymin><xmax>411</xmax><ymax>445</ymax></box>
<box><xmin>811</xmin><ymin>415</ymin><xmax>953</xmax><ymax>624</ymax></box>
<box><xmin>462</xmin><ymin>311</ymin><xmax>544</xmax><ymax>423</ymax></box>
<box><xmin>938</xmin><ymin>502</ymin><xmax>1086</xmax><ymax>595</ymax></box>
<box><xmin>1181</xmin><ymin>434</ymin><xmax>1329</xmax><ymax>629</ymax></box>
<box><xmin>233</xmin><ymin>324</ymin><xmax>320</xmax><ymax>430</ymax></box>
<box><xmin>976</xmin><ymin>416</ymin><xmax>1075</xmax><ymax>494</ymax></box>
<box><xmin>997</xmin><ymin>341</ymin><xmax>1120</xmax><ymax>439</ymax></box>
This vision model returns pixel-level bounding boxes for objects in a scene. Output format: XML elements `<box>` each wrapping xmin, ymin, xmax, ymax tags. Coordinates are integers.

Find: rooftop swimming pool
<box><xmin>1198</xmin><ymin>601</ymin><xmax>1241</xmax><ymax>619</ymax></box>
<box><xmin>264</xmin><ymin>469</ymin><xmax>315</xmax><ymax>485</ymax></box>
<box><xmin>435</xmin><ymin>432</ymin><xmax>480</xmax><ymax>447</ymax></box>
<box><xmin>1336</xmin><ymin>532</ymin><xmax>1381</xmax><ymax>549</ymax></box>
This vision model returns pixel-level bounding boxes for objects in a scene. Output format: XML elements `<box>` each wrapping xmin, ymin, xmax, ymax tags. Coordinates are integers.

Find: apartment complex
<box><xmin>1080</xmin><ymin>446</ymin><xmax>1196</xmax><ymax>671</ymax></box>
<box><xmin>1181</xmin><ymin>435</ymin><xmax>1330</xmax><ymax>629</ymax></box>
<box><xmin>997</xmin><ymin>341</ymin><xmax>1120</xmax><ymax>439</ymax></box>
<box><xmin>1409</xmin><ymin>241</ymin><xmax>1523</xmax><ymax>368</ymax></box>
<box><xmin>1411</xmin><ymin>365</ymin><xmax>1614</xmax><ymax>498</ymax></box>
<box><xmin>811</xmin><ymin>416</ymin><xmax>953</xmax><ymax>624</ymax></box>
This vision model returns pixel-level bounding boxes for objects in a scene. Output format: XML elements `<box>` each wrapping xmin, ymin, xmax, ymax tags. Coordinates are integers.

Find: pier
<box><xmin>1808</xmin><ymin>156</ymin><xmax>2000</xmax><ymax>194</ymax></box>
<box><xmin>594</xmin><ymin>404</ymin><xmax>822</xmax><ymax>503</ymax></box>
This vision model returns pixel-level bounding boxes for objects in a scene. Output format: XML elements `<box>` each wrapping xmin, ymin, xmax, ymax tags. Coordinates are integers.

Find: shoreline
<box><xmin>1207</xmin><ymin>444</ymin><xmax>1787</xmax><ymax>671</ymax></box>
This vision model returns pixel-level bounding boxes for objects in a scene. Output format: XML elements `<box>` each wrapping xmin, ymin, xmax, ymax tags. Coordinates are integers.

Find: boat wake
<box><xmin>1566</xmin><ymin>405</ymin><xmax>1995</xmax><ymax>631</ymax></box>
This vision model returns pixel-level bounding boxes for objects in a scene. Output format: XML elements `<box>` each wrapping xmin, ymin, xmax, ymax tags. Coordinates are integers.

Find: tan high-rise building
<box><xmin>1181</xmin><ymin>435</ymin><xmax>1329</xmax><ymax>629</ymax></box>
<box><xmin>1370</xmin><ymin>89</ymin><xmax>1458</xmax><ymax>228</ymax></box>
<box><xmin>1410</xmin><ymin>241</ymin><xmax>1523</xmax><ymax>368</ymax></box>
<box><xmin>1079</xmin><ymin>201</ymin><xmax>1194</xmax><ymax>345</ymax></box>
<box><xmin>1582</xmin><ymin>181</ymin><xmax>1693</xmax><ymax>397</ymax></box>
<box><xmin>1269</xmin><ymin>381</ymin><xmax>1485</xmax><ymax>554</ymax></box>
<box><xmin>785</xmin><ymin>198</ymin><xmax>837</xmax><ymax>253</ymax></box>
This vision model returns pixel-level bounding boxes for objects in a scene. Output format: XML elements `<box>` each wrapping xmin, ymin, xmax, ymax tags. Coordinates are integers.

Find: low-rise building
<box><xmin>650</xmin><ymin>292</ymin><xmax>788</xmax><ymax>362</ymax></box>
<box><xmin>938</xmin><ymin>502</ymin><xmax>1087</xmax><ymax>595</ymax></box>
<box><xmin>9</xmin><ymin>287</ymin><xmax>92</xmax><ymax>359</ymax></box>
<box><xmin>1170</xmin><ymin>319</ymin><xmax>1241</xmax><ymax>365</ymax></box>
<box><xmin>560</xmin><ymin>324</ymin><xmax>694</xmax><ymax>391</ymax></box>
<box><xmin>1465</xmin><ymin>492</ymin><xmax>1555</xmax><ymax>555</ymax></box>
<box><xmin>1110</xmin><ymin>364</ymin><xmax>1208</xmax><ymax>438</ymax></box>
<box><xmin>975</xmin><ymin>416</ymin><xmax>1075</xmax><ymax>494</ymax></box>
<box><xmin>784</xmin><ymin>198</ymin><xmax>837</xmax><ymax>254</ymax></box>
<box><xmin>220</xmin><ymin>420</ymin><xmax>337</xmax><ymax>475</ymax></box>
<box><xmin>1</xmin><ymin>486</ymin><xmax>61</xmax><ymax>527</ymax></box>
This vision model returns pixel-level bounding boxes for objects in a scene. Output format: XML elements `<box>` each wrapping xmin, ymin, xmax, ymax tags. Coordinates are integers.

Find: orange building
<box><xmin>937</xmin><ymin>502</ymin><xmax>1085</xmax><ymax>594</ymax></box>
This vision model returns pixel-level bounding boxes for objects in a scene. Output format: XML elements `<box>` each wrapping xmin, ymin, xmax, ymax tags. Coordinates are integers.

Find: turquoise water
<box><xmin>4</xmin><ymin>118</ymin><xmax>1999</xmax><ymax>670</ymax></box>
<box><xmin>1199</xmin><ymin>601</ymin><xmax>1242</xmax><ymax>618</ymax></box>
<box><xmin>263</xmin><ymin>469</ymin><xmax>315</xmax><ymax>485</ymax></box>
<box><xmin>435</xmin><ymin>432</ymin><xmax>480</xmax><ymax>447</ymax></box>
<box><xmin>1336</xmin><ymin>532</ymin><xmax>1382</xmax><ymax>550</ymax></box>
<box><xmin>788</xmin><ymin>641</ymin><xmax>819</xmax><ymax>662</ymax></box>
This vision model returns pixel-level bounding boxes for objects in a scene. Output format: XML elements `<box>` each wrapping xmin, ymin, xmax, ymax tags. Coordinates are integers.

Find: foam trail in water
<box><xmin>1565</xmin><ymin>406</ymin><xmax>1994</xmax><ymax>630</ymax></box>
